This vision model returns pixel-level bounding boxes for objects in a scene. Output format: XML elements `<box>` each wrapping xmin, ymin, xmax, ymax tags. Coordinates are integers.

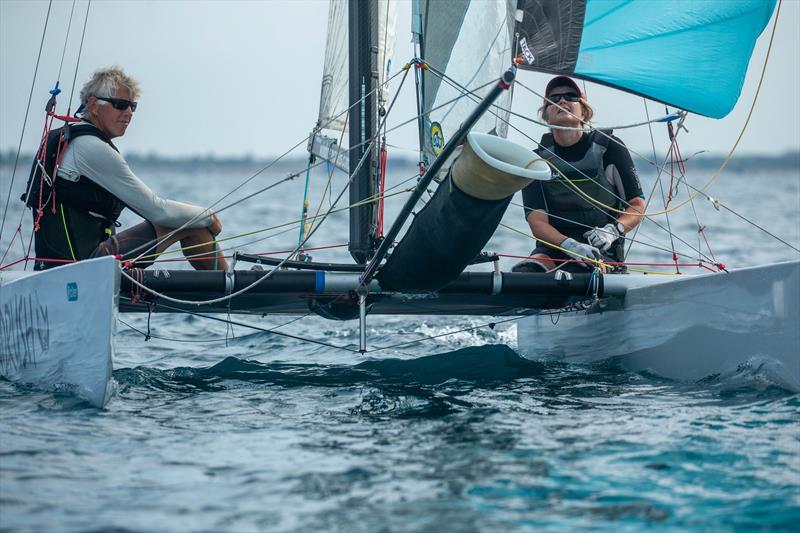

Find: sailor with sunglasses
<box><xmin>514</xmin><ymin>76</ymin><xmax>646</xmax><ymax>273</ymax></box>
<box><xmin>25</xmin><ymin>67</ymin><xmax>227</xmax><ymax>271</ymax></box>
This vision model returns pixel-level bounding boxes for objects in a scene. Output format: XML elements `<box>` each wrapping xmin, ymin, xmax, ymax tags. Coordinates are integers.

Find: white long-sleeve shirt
<box><xmin>57</xmin><ymin>132</ymin><xmax>212</xmax><ymax>229</ymax></box>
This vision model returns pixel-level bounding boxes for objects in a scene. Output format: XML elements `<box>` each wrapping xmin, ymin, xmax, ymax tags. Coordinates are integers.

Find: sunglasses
<box><xmin>95</xmin><ymin>96</ymin><xmax>138</xmax><ymax>112</ymax></box>
<box><xmin>547</xmin><ymin>92</ymin><xmax>580</xmax><ymax>104</ymax></box>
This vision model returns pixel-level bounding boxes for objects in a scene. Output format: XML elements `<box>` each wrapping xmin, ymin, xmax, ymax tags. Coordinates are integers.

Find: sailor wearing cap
<box><xmin>514</xmin><ymin>76</ymin><xmax>646</xmax><ymax>273</ymax></box>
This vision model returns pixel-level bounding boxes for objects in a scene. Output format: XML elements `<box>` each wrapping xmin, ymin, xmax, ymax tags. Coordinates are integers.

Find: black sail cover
<box><xmin>376</xmin><ymin>176</ymin><xmax>511</xmax><ymax>292</ymax></box>
<box><xmin>514</xmin><ymin>0</ymin><xmax>585</xmax><ymax>74</ymax></box>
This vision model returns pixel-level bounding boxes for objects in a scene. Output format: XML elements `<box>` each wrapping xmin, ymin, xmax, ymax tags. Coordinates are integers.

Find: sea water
<box><xmin>1</xmin><ymin>161</ymin><xmax>799</xmax><ymax>532</ymax></box>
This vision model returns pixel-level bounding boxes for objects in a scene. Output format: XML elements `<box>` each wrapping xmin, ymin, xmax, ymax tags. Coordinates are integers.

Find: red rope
<box><xmin>0</xmin><ymin>225</ymin><xmax>21</xmax><ymax>267</ymax></box>
<box><xmin>2</xmin><ymin>110</ymin><xmax>60</xmax><ymax>267</ymax></box>
<box><xmin>129</xmin><ymin>268</ymin><xmax>144</xmax><ymax>304</ymax></box>
<box><xmin>4</xmin><ymin>94</ymin><xmax>84</xmax><ymax>270</ymax></box>
<box><xmin>251</xmin><ymin>243</ymin><xmax>348</xmax><ymax>256</ymax></box>
<box><xmin>0</xmin><ymin>256</ymin><xmax>77</xmax><ymax>270</ymax></box>
<box><xmin>377</xmin><ymin>144</ymin><xmax>388</xmax><ymax>237</ymax></box>
<box><xmin>0</xmin><ymin>257</ymin><xmax>30</xmax><ymax>271</ymax></box>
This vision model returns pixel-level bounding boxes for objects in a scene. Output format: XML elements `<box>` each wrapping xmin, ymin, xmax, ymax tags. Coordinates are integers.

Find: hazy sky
<box><xmin>1</xmin><ymin>0</ymin><xmax>798</xmax><ymax>160</ymax></box>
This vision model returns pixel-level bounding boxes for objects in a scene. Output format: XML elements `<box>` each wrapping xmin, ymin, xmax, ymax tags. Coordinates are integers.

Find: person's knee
<box><xmin>151</xmin><ymin>223</ymin><xmax>170</xmax><ymax>235</ymax></box>
<box><xmin>512</xmin><ymin>252</ymin><xmax>553</xmax><ymax>273</ymax></box>
<box><xmin>532</xmin><ymin>254</ymin><xmax>556</xmax><ymax>271</ymax></box>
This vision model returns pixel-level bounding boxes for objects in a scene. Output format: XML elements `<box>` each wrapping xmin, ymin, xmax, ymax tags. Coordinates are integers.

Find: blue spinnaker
<box><xmin>516</xmin><ymin>0</ymin><xmax>776</xmax><ymax>118</ymax></box>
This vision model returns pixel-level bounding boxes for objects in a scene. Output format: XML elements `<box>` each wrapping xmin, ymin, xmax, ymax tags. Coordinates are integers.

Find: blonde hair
<box><xmin>79</xmin><ymin>66</ymin><xmax>141</xmax><ymax>117</ymax></box>
<box><xmin>538</xmin><ymin>96</ymin><xmax>594</xmax><ymax>125</ymax></box>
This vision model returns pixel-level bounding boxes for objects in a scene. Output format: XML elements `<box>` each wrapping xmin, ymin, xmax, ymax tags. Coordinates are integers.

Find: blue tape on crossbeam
<box><xmin>315</xmin><ymin>271</ymin><xmax>324</xmax><ymax>293</ymax></box>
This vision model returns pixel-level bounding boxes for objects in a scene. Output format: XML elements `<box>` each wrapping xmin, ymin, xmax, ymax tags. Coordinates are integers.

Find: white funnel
<box><xmin>451</xmin><ymin>132</ymin><xmax>551</xmax><ymax>201</ymax></box>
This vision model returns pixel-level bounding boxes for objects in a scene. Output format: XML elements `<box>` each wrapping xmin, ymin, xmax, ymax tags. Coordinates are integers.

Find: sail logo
<box><xmin>430</xmin><ymin>122</ymin><xmax>445</xmax><ymax>155</ymax></box>
<box><xmin>518</xmin><ymin>38</ymin><xmax>535</xmax><ymax>65</ymax></box>
<box><xmin>67</xmin><ymin>282</ymin><xmax>78</xmax><ymax>302</ymax></box>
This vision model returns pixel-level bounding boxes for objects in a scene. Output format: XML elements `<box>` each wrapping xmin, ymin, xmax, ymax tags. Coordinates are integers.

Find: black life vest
<box><xmin>535</xmin><ymin>130</ymin><xmax>624</xmax><ymax>262</ymax></box>
<box><xmin>21</xmin><ymin>122</ymin><xmax>127</xmax><ymax>270</ymax></box>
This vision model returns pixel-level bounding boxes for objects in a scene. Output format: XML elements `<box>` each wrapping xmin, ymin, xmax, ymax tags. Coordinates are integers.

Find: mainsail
<box><xmin>310</xmin><ymin>0</ymin><xmax>398</xmax><ymax>172</ymax></box>
<box><xmin>514</xmin><ymin>0</ymin><xmax>777</xmax><ymax>118</ymax></box>
<box><xmin>415</xmin><ymin>0</ymin><xmax>516</xmax><ymax>168</ymax></box>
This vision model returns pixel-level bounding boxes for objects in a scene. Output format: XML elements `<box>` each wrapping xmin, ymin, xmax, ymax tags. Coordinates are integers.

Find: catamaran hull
<box><xmin>517</xmin><ymin>261</ymin><xmax>800</xmax><ymax>392</ymax></box>
<box><xmin>0</xmin><ymin>256</ymin><xmax>118</xmax><ymax>407</ymax></box>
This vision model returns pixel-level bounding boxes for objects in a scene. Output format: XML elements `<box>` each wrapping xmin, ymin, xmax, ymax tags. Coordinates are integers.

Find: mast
<box><xmin>348</xmin><ymin>0</ymin><xmax>380</xmax><ymax>264</ymax></box>
<box><xmin>411</xmin><ymin>0</ymin><xmax>427</xmax><ymax>172</ymax></box>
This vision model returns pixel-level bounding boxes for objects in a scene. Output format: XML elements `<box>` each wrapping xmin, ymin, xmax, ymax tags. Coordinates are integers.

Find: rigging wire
<box><xmin>302</xmin><ymin>110</ymin><xmax>351</xmax><ymax>252</ymax></box>
<box><xmin>678</xmin><ymin>180</ymin><xmax>800</xmax><ymax>254</ymax></box>
<box><xmin>498</xmin><ymin>222</ymin><xmax>722</xmax><ymax>274</ymax></box>
<box><xmin>65</xmin><ymin>0</ymin><xmax>91</xmax><ymax>113</ymax></box>
<box><xmin>120</xmin><ymin>61</ymin><xmax>421</xmax><ymax>305</ymax></box>
<box><xmin>119</xmin><ymin>59</ymin><xmax>713</xmax><ymax>274</ymax></box>
<box><xmin>118</xmin><ymin>301</ymin><xmax>325</xmax><ymax>346</ymax></box>
<box><xmin>1</xmin><ymin>0</ymin><xmax>94</xmax><ymax>269</ymax></box>
<box><xmin>55</xmin><ymin>1</ymin><xmax>77</xmax><ymax>82</ymax></box>
<box><xmin>122</xmin><ymin>66</ymin><xmax>410</xmax><ymax>268</ymax></box>
<box><xmin>504</xmin><ymin>200</ymin><xmax>720</xmax><ymax>268</ymax></box>
<box><xmin>421</xmin><ymin>63</ymin><xmax>718</xmax><ymax>265</ymax></box>
<box><xmin>119</xmin><ymin>297</ymin><xmax>360</xmax><ymax>354</ymax></box>
<box><xmin>0</xmin><ymin>0</ymin><xmax>53</xmax><ymax>247</ymax></box>
<box><xmin>127</xmin><ymin>96</ymin><xmax>421</xmax><ymax>267</ymax></box>
<box><xmin>10</xmin><ymin>1</ymin><xmax>794</xmax><ymax>284</ymax></box>
<box><xmin>638</xmin><ymin>99</ymin><xmax>679</xmax><ymax>269</ymax></box>
<box><xmin>442</xmin><ymin>57</ymin><xmax>799</xmax><ymax>261</ymax></box>
<box><xmin>5</xmin><ymin>4</ymin><xmax>795</xmax><ymax>374</ymax></box>
<box><xmin>120</xmin><ymin>119</ymin><xmax>386</xmax><ymax>305</ymax></box>
<box><xmin>131</xmin><ymin>187</ymin><xmax>414</xmax><ymax>266</ymax></box>
<box><xmin>515</xmin><ymin>0</ymin><xmax>785</xmax><ymax>222</ymax></box>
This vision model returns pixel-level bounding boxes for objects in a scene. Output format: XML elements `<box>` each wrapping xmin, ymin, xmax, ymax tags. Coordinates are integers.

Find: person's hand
<box><xmin>560</xmin><ymin>237</ymin><xmax>601</xmax><ymax>268</ymax></box>
<box><xmin>583</xmin><ymin>223</ymin><xmax>620</xmax><ymax>252</ymax></box>
<box><xmin>208</xmin><ymin>213</ymin><xmax>222</xmax><ymax>237</ymax></box>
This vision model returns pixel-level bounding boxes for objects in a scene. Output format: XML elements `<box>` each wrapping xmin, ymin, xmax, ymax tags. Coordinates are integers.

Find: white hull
<box><xmin>0</xmin><ymin>256</ymin><xmax>119</xmax><ymax>407</ymax></box>
<box><xmin>517</xmin><ymin>261</ymin><xmax>800</xmax><ymax>392</ymax></box>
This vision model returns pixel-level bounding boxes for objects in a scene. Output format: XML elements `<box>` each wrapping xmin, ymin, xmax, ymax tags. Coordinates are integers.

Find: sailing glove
<box><xmin>583</xmin><ymin>223</ymin><xmax>621</xmax><ymax>253</ymax></box>
<box><xmin>560</xmin><ymin>237</ymin><xmax>601</xmax><ymax>267</ymax></box>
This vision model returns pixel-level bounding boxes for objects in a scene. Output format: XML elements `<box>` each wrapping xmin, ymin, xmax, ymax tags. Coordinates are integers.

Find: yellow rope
<box><xmin>59</xmin><ymin>204</ymin><xmax>77</xmax><ymax>260</ymax></box>
<box><xmin>136</xmin><ymin>188</ymin><xmax>413</xmax><ymax>262</ymax></box>
<box><xmin>500</xmin><ymin>222</ymin><xmax>696</xmax><ymax>276</ymax></box>
<box><xmin>500</xmin><ymin>222</ymin><xmax>609</xmax><ymax>270</ymax></box>
<box><xmin>129</xmin><ymin>3</ymin><xmax>785</xmax><ymax>270</ymax></box>
<box><xmin>307</xmin><ymin>113</ymin><xmax>349</xmax><ymax>238</ymax></box>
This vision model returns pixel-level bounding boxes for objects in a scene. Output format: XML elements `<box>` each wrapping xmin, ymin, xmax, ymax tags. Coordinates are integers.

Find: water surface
<box><xmin>1</xmin><ymin>163</ymin><xmax>798</xmax><ymax>532</ymax></box>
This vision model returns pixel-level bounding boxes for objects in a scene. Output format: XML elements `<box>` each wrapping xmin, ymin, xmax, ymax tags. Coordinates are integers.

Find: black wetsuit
<box><xmin>521</xmin><ymin>130</ymin><xmax>643</xmax><ymax>263</ymax></box>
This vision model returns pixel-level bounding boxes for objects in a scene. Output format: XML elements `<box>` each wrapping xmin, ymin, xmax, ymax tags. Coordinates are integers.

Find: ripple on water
<box><xmin>2</xmin><ymin>341</ymin><xmax>799</xmax><ymax>531</ymax></box>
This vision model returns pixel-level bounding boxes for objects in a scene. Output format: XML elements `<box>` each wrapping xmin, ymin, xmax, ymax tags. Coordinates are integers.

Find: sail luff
<box><xmin>317</xmin><ymin>0</ymin><xmax>349</xmax><ymax>132</ymax></box>
<box><xmin>419</xmin><ymin>0</ymin><xmax>516</xmax><ymax>169</ymax></box>
<box><xmin>311</xmin><ymin>0</ymin><xmax>399</xmax><ymax>263</ymax></box>
<box><xmin>315</xmin><ymin>0</ymin><xmax>398</xmax><ymax>136</ymax></box>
